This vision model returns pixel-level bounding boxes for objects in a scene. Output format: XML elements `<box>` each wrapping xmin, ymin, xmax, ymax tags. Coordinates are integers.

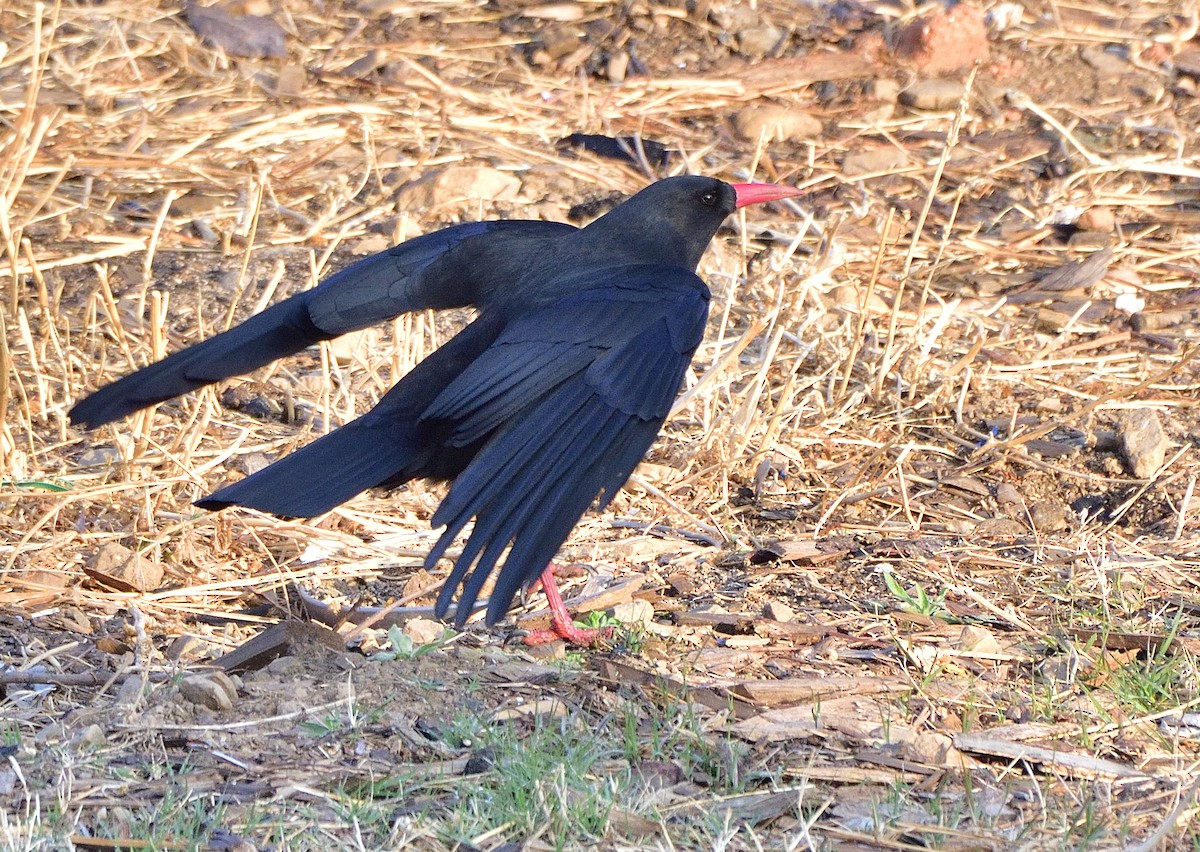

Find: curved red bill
<box><xmin>732</xmin><ymin>182</ymin><xmax>803</xmax><ymax>209</ymax></box>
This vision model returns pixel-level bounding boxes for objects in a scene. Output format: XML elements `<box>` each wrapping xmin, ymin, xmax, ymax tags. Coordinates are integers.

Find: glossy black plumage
<box><xmin>71</xmin><ymin>176</ymin><xmax>789</xmax><ymax>625</ymax></box>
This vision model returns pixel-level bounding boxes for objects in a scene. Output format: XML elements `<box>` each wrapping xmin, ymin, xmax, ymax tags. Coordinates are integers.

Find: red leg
<box><xmin>521</xmin><ymin>563</ymin><xmax>613</xmax><ymax>647</ymax></box>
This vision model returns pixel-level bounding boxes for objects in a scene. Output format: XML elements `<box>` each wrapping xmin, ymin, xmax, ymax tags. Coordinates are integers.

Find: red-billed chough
<box><xmin>71</xmin><ymin>175</ymin><xmax>801</xmax><ymax>642</ymax></box>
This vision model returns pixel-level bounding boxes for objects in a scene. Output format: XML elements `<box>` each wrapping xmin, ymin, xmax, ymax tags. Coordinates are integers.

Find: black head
<box><xmin>580</xmin><ymin>175</ymin><xmax>799</xmax><ymax>271</ymax></box>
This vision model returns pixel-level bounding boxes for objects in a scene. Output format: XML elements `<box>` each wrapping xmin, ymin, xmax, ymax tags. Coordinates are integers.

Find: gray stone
<box><xmin>995</xmin><ymin>482</ymin><xmax>1023</xmax><ymax>505</ymax></box>
<box><xmin>1119</xmin><ymin>409</ymin><xmax>1168</xmax><ymax>478</ymax></box>
<box><xmin>179</xmin><ymin>672</ymin><xmax>238</xmax><ymax>712</ymax></box>
<box><xmin>166</xmin><ymin>634</ymin><xmax>212</xmax><ymax>663</ymax></box>
<box><xmin>76</xmin><ymin>446</ymin><xmax>122</xmax><ymax>468</ymax></box>
<box><xmin>1028</xmin><ymin>499</ymin><xmax>1069</xmax><ymax>533</ymax></box>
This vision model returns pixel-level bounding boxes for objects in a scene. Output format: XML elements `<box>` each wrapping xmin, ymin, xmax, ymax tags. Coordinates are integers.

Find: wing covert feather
<box><xmin>427</xmin><ymin>268</ymin><xmax>712</xmax><ymax>623</ymax></box>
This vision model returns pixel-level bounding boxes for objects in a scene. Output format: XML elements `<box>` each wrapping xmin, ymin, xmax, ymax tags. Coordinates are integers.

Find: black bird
<box><xmin>71</xmin><ymin>176</ymin><xmax>801</xmax><ymax>642</ymax></box>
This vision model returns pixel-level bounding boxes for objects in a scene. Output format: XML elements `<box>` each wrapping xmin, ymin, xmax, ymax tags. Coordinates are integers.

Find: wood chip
<box><xmin>954</xmin><ymin>733</ymin><xmax>1149</xmax><ymax>779</ymax></box>
<box><xmin>732</xmin><ymin>676</ymin><xmax>911</xmax><ymax>707</ymax></box>
<box><xmin>214</xmin><ymin>621</ymin><xmax>347</xmax><ymax>673</ymax></box>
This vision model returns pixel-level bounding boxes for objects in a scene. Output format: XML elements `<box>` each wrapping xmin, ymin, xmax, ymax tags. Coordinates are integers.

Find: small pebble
<box><xmin>114</xmin><ymin>676</ymin><xmax>145</xmax><ymax>707</ymax></box>
<box><xmin>900</xmin><ymin>79</ymin><xmax>966</xmax><ymax>111</ymax></box>
<box><xmin>610</xmin><ymin>599</ymin><xmax>655</xmax><ymax>628</ymax></box>
<box><xmin>1114</xmin><ymin>292</ymin><xmax>1145</xmax><ymax>314</ymax></box>
<box><xmin>179</xmin><ymin>673</ymin><xmax>238</xmax><ymax>712</ymax></box>
<box><xmin>275</xmin><ymin>64</ymin><xmax>305</xmax><ymax>97</ymax></box>
<box><xmin>1119</xmin><ymin>409</ymin><xmax>1168</xmax><ymax>479</ymax></box>
<box><xmin>736</xmin><ymin>23</ymin><xmax>783</xmax><ymax>58</ymax></box>
<box><xmin>398</xmin><ymin>165</ymin><xmax>522</xmax><ymax>211</ymax></box>
<box><xmin>866</xmin><ymin>78</ymin><xmax>901</xmax><ymax>103</ymax></box>
<box><xmin>733</xmin><ymin>104</ymin><xmax>822</xmax><ymax>142</ymax></box>
<box><xmin>606</xmin><ymin>51</ymin><xmax>629</xmax><ymax>82</ymax></box>
<box><xmin>973</xmin><ymin>517</ymin><xmax>1026</xmax><ymax>537</ymax></box>
<box><xmin>955</xmin><ymin>624</ymin><xmax>1002</xmax><ymax>654</ymax></box>
<box><xmin>995</xmin><ymin>482</ymin><xmax>1023</xmax><ymax>505</ymax></box>
<box><xmin>1076</xmin><ymin>206</ymin><xmax>1115</xmax><ymax>232</ymax></box>
<box><xmin>523</xmin><ymin>640</ymin><xmax>566</xmax><ymax>661</ymax></box>
<box><xmin>403</xmin><ymin>617</ymin><xmax>445</xmax><ymax>646</ymax></box>
<box><xmin>75</xmin><ymin>724</ymin><xmax>106</xmax><ymax>749</ymax></box>
<box><xmin>842</xmin><ymin>146</ymin><xmax>910</xmax><ymax>177</ymax></box>
<box><xmin>1081</xmin><ymin>45</ymin><xmax>1129</xmax><ymax>76</ymax></box>
<box><xmin>1028</xmin><ymin>499</ymin><xmax>1069</xmax><ymax>533</ymax></box>
<box><xmin>76</xmin><ymin>446</ymin><xmax>122</xmax><ymax>468</ymax></box>
<box><xmin>166</xmin><ymin>634</ymin><xmax>212</xmax><ymax>663</ymax></box>
<box><xmin>764</xmin><ymin>600</ymin><xmax>795</xmax><ymax>623</ymax></box>
<box><xmin>230</xmin><ymin>451</ymin><xmax>273</xmax><ymax>476</ymax></box>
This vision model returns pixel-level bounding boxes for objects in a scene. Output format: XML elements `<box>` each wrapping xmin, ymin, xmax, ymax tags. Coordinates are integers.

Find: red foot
<box><xmin>521</xmin><ymin>564</ymin><xmax>613</xmax><ymax>648</ymax></box>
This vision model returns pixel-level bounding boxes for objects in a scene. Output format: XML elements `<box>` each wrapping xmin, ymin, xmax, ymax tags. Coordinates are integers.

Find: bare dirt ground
<box><xmin>4</xmin><ymin>0</ymin><xmax>1200</xmax><ymax>849</ymax></box>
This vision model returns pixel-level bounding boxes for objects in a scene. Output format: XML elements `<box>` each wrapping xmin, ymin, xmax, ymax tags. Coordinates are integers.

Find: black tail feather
<box><xmin>70</xmin><ymin>294</ymin><xmax>325</xmax><ymax>429</ymax></box>
<box><xmin>195</xmin><ymin>418</ymin><xmax>417</xmax><ymax>518</ymax></box>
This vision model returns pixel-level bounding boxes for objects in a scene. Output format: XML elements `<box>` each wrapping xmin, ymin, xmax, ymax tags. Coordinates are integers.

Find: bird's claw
<box><xmin>521</xmin><ymin>622</ymin><xmax>614</xmax><ymax>648</ymax></box>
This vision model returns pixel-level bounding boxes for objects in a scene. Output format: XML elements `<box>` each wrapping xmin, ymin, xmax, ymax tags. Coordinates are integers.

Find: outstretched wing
<box><xmin>422</xmin><ymin>265</ymin><xmax>711</xmax><ymax>625</ymax></box>
<box><xmin>70</xmin><ymin>220</ymin><xmax>575</xmax><ymax>428</ymax></box>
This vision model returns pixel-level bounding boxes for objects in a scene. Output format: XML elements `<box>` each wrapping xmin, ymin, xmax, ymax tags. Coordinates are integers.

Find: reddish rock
<box><xmin>894</xmin><ymin>4</ymin><xmax>990</xmax><ymax>74</ymax></box>
<box><xmin>1077</xmin><ymin>206</ymin><xmax>1115</xmax><ymax>232</ymax></box>
<box><xmin>1142</xmin><ymin>42</ymin><xmax>1171</xmax><ymax>66</ymax></box>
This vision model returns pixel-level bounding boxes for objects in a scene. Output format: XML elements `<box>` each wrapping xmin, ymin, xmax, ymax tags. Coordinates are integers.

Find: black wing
<box><xmin>193</xmin><ymin>312</ymin><xmax>508</xmax><ymax>518</ymax></box>
<box><xmin>70</xmin><ymin>220</ymin><xmax>575</xmax><ymax>428</ymax></box>
<box><xmin>421</xmin><ymin>265</ymin><xmax>711</xmax><ymax>625</ymax></box>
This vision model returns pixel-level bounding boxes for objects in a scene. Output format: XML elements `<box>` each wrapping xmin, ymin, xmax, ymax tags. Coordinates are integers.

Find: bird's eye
<box><xmin>700</xmin><ymin>190</ymin><xmax>718</xmax><ymax>207</ymax></box>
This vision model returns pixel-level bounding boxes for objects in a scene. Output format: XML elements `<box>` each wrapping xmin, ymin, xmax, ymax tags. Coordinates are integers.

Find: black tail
<box><xmin>195</xmin><ymin>416</ymin><xmax>419</xmax><ymax>517</ymax></box>
<box><xmin>192</xmin><ymin>314</ymin><xmax>508</xmax><ymax>518</ymax></box>
<box><xmin>70</xmin><ymin>294</ymin><xmax>327</xmax><ymax>429</ymax></box>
